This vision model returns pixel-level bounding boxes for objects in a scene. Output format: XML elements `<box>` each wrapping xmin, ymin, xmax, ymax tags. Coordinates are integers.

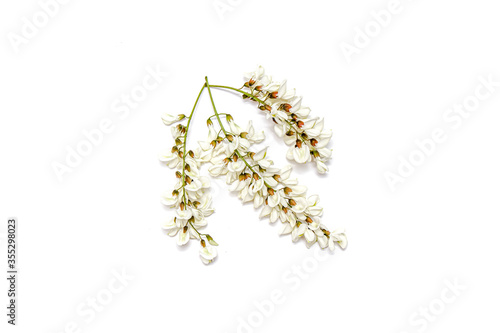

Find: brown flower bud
<box><xmin>286</xmin><ymin>130</ymin><xmax>295</xmax><ymax>136</ymax></box>
<box><xmin>233</xmin><ymin>155</ymin><xmax>238</xmax><ymax>162</ymax></box>
<box><xmin>239</xmin><ymin>174</ymin><xmax>246</xmax><ymax>182</ymax></box>
<box><xmin>283</xmin><ymin>187</ymin><xmax>293</xmax><ymax>195</ymax></box>
<box><xmin>267</xmin><ymin>188</ymin><xmax>275</xmax><ymax>196</ymax></box>
<box><xmin>310</xmin><ymin>139</ymin><xmax>318</xmax><ymax>147</ymax></box>
<box><xmin>185</xmin><ymin>176</ymin><xmax>192</xmax><ymax>184</ymax></box>
<box><xmin>185</xmin><ymin>164</ymin><xmax>191</xmax><ymax>172</ymax></box>
<box><xmin>201</xmin><ymin>239</ymin><xmax>206</xmax><ymax>247</ymax></box>
<box><xmin>253</xmin><ymin>173</ymin><xmax>260</xmax><ymax>181</ymax></box>
<box><xmin>183</xmin><ymin>226</ymin><xmax>188</xmax><ymax>233</ymax></box>
<box><xmin>188</xmin><ymin>150</ymin><xmax>194</xmax><ymax>158</ymax></box>
<box><xmin>273</xmin><ymin>174</ymin><xmax>280</xmax><ymax>182</ymax></box>
<box><xmin>180</xmin><ymin>202</ymin><xmax>185</xmax><ymax>211</ymax></box>
<box><xmin>305</xmin><ymin>217</ymin><xmax>313</xmax><ymax>223</ymax></box>
<box><xmin>171</xmin><ymin>146</ymin><xmax>178</xmax><ymax>153</ymax></box>
<box><xmin>226</xmin><ymin>134</ymin><xmax>234</xmax><ymax>142</ymax></box>
<box><xmin>297</xmin><ymin>120</ymin><xmax>304</xmax><ymax>128</ymax></box>
<box><xmin>295</xmin><ymin>140</ymin><xmax>302</xmax><ymax>148</ymax></box>
<box><xmin>175</xmin><ymin>171</ymin><xmax>182</xmax><ymax>178</ymax></box>
<box><xmin>269</xmin><ymin>91</ymin><xmax>278</xmax><ymax>99</ymax></box>
<box><xmin>289</xmin><ymin>199</ymin><xmax>297</xmax><ymax>206</ymax></box>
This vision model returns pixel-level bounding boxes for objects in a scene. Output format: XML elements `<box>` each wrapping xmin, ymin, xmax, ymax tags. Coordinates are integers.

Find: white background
<box><xmin>1</xmin><ymin>0</ymin><xmax>500</xmax><ymax>332</ymax></box>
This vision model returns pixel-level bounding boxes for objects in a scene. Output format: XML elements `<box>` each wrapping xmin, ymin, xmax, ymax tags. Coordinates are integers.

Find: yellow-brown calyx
<box><xmin>183</xmin><ymin>226</ymin><xmax>188</xmax><ymax>233</ymax></box>
<box><xmin>297</xmin><ymin>120</ymin><xmax>304</xmax><ymax>128</ymax></box>
<box><xmin>295</xmin><ymin>140</ymin><xmax>302</xmax><ymax>148</ymax></box>
<box><xmin>305</xmin><ymin>217</ymin><xmax>313</xmax><ymax>223</ymax></box>
<box><xmin>226</xmin><ymin>134</ymin><xmax>234</xmax><ymax>142</ymax></box>
<box><xmin>272</xmin><ymin>174</ymin><xmax>280</xmax><ymax>182</ymax></box>
<box><xmin>201</xmin><ymin>239</ymin><xmax>206</xmax><ymax>247</ymax></box>
<box><xmin>283</xmin><ymin>187</ymin><xmax>292</xmax><ymax>195</ymax></box>
<box><xmin>289</xmin><ymin>199</ymin><xmax>297</xmax><ymax>206</ymax></box>
<box><xmin>171</xmin><ymin>146</ymin><xmax>178</xmax><ymax>153</ymax></box>
<box><xmin>310</xmin><ymin>139</ymin><xmax>318</xmax><ymax>147</ymax></box>
<box><xmin>267</xmin><ymin>188</ymin><xmax>275</xmax><ymax>196</ymax></box>
<box><xmin>180</xmin><ymin>202</ymin><xmax>185</xmax><ymax>211</ymax></box>
<box><xmin>185</xmin><ymin>176</ymin><xmax>192</xmax><ymax>184</ymax></box>
<box><xmin>253</xmin><ymin>173</ymin><xmax>260</xmax><ymax>181</ymax></box>
<box><xmin>176</xmin><ymin>171</ymin><xmax>182</xmax><ymax>178</ymax></box>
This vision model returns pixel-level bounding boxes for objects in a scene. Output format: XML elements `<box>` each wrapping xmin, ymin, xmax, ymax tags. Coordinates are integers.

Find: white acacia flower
<box><xmin>287</xmin><ymin>145</ymin><xmax>311</xmax><ymax>164</ymax></box>
<box><xmin>162</xmin><ymin>113</ymin><xmax>185</xmax><ymax>125</ymax></box>
<box><xmin>199</xmin><ymin>243</ymin><xmax>218</xmax><ymax>264</ymax></box>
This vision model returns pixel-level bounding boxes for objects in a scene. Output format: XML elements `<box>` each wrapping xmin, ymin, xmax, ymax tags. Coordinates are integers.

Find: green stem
<box><xmin>209</xmin><ymin>85</ymin><xmax>267</xmax><ymax>104</ymax></box>
<box><xmin>181</xmin><ymin>83</ymin><xmax>206</xmax><ymax>202</ymax></box>
<box><xmin>209</xmin><ymin>84</ymin><xmax>307</xmax><ymax>144</ymax></box>
<box><xmin>205</xmin><ymin>78</ymin><xmax>271</xmax><ymax>188</ymax></box>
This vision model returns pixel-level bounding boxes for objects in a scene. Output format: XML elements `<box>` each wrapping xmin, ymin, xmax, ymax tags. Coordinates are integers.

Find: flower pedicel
<box><xmin>160</xmin><ymin>67</ymin><xmax>347</xmax><ymax>264</ymax></box>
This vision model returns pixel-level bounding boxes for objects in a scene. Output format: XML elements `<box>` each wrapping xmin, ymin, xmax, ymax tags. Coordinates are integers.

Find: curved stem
<box><xmin>209</xmin><ymin>84</ymin><xmax>308</xmax><ymax>144</ymax></box>
<box><xmin>209</xmin><ymin>85</ymin><xmax>267</xmax><ymax>104</ymax></box>
<box><xmin>205</xmin><ymin>78</ymin><xmax>270</xmax><ymax>188</ymax></box>
<box><xmin>181</xmin><ymin>83</ymin><xmax>206</xmax><ymax>202</ymax></box>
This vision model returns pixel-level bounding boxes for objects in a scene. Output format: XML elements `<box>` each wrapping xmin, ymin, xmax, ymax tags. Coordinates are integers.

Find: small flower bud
<box><xmin>305</xmin><ymin>217</ymin><xmax>313</xmax><ymax>223</ymax></box>
<box><xmin>272</xmin><ymin>174</ymin><xmax>280</xmax><ymax>182</ymax></box>
<box><xmin>249</xmin><ymin>152</ymin><xmax>256</xmax><ymax>159</ymax></box>
<box><xmin>253</xmin><ymin>173</ymin><xmax>260</xmax><ymax>181</ymax></box>
<box><xmin>267</xmin><ymin>188</ymin><xmax>275</xmax><ymax>196</ymax></box>
<box><xmin>210</xmin><ymin>140</ymin><xmax>217</xmax><ymax>148</ymax></box>
<box><xmin>240</xmin><ymin>132</ymin><xmax>248</xmax><ymax>138</ymax></box>
<box><xmin>175</xmin><ymin>171</ymin><xmax>182</xmax><ymax>178</ymax></box>
<box><xmin>223</xmin><ymin>157</ymin><xmax>231</xmax><ymax>165</ymax></box>
<box><xmin>193</xmin><ymin>201</ymin><xmax>200</xmax><ymax>208</ymax></box>
<box><xmin>286</xmin><ymin>130</ymin><xmax>295</xmax><ymax>136</ymax></box>
<box><xmin>185</xmin><ymin>176</ymin><xmax>192</xmax><ymax>184</ymax></box>
<box><xmin>171</xmin><ymin>146</ymin><xmax>178</xmax><ymax>153</ymax></box>
<box><xmin>297</xmin><ymin>120</ymin><xmax>304</xmax><ymax>128</ymax></box>
<box><xmin>226</xmin><ymin>134</ymin><xmax>234</xmax><ymax>142</ymax></box>
<box><xmin>185</xmin><ymin>164</ymin><xmax>191</xmax><ymax>172</ymax></box>
<box><xmin>310</xmin><ymin>138</ymin><xmax>318</xmax><ymax>146</ymax></box>
<box><xmin>312</xmin><ymin>150</ymin><xmax>320</xmax><ymax>158</ymax></box>
<box><xmin>188</xmin><ymin>150</ymin><xmax>194</xmax><ymax>158</ymax></box>
<box><xmin>178</xmin><ymin>151</ymin><xmax>184</xmax><ymax>158</ymax></box>
<box><xmin>233</xmin><ymin>155</ymin><xmax>238</xmax><ymax>162</ymax></box>
<box><xmin>255</xmin><ymin>85</ymin><xmax>263</xmax><ymax>91</ymax></box>
<box><xmin>172</xmin><ymin>189</ymin><xmax>179</xmax><ymax>196</ymax></box>
<box><xmin>178</xmin><ymin>114</ymin><xmax>186</xmax><ymax>120</ymax></box>
<box><xmin>283</xmin><ymin>187</ymin><xmax>292</xmax><ymax>195</ymax></box>
<box><xmin>265</xmin><ymin>105</ymin><xmax>272</xmax><ymax>111</ymax></box>
<box><xmin>180</xmin><ymin>202</ymin><xmax>185</xmax><ymax>211</ymax></box>
<box><xmin>282</xmin><ymin>207</ymin><xmax>288</xmax><ymax>214</ymax></box>
<box><xmin>301</xmin><ymin>132</ymin><xmax>309</xmax><ymax>140</ymax></box>
<box><xmin>207</xmin><ymin>118</ymin><xmax>213</xmax><ymax>126</ymax></box>
<box><xmin>289</xmin><ymin>199</ymin><xmax>297</xmax><ymax>206</ymax></box>
<box><xmin>201</xmin><ymin>239</ymin><xmax>206</xmax><ymax>247</ymax></box>
<box><xmin>295</xmin><ymin>140</ymin><xmax>302</xmax><ymax>148</ymax></box>
<box><xmin>183</xmin><ymin>226</ymin><xmax>188</xmax><ymax>233</ymax></box>
<box><xmin>226</xmin><ymin>114</ymin><xmax>233</xmax><ymax>122</ymax></box>
<box><xmin>259</xmin><ymin>105</ymin><xmax>267</xmax><ymax>111</ymax></box>
<box><xmin>175</xmin><ymin>138</ymin><xmax>183</xmax><ymax>146</ymax></box>
<box><xmin>239</xmin><ymin>174</ymin><xmax>246</xmax><ymax>182</ymax></box>
<box><xmin>206</xmin><ymin>235</ymin><xmax>219</xmax><ymax>246</ymax></box>
<box><xmin>269</xmin><ymin>91</ymin><xmax>278</xmax><ymax>99</ymax></box>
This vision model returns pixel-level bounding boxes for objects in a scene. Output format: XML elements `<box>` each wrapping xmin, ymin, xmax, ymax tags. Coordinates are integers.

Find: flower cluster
<box><xmin>241</xmin><ymin>66</ymin><xmax>333</xmax><ymax>174</ymax></box>
<box><xmin>159</xmin><ymin>112</ymin><xmax>219</xmax><ymax>264</ymax></box>
<box><xmin>203</xmin><ymin>113</ymin><xmax>347</xmax><ymax>251</ymax></box>
<box><xmin>159</xmin><ymin>72</ymin><xmax>346</xmax><ymax>264</ymax></box>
